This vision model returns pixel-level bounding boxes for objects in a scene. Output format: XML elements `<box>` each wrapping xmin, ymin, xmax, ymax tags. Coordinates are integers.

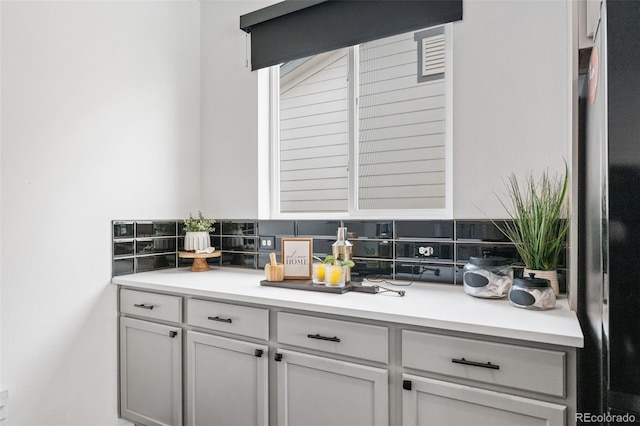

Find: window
<box><xmin>271</xmin><ymin>25</ymin><xmax>452</xmax><ymax>218</ymax></box>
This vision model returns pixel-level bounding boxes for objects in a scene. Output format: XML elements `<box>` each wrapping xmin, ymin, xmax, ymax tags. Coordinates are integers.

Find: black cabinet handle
<box><xmin>134</xmin><ymin>303</ymin><xmax>154</xmax><ymax>310</ymax></box>
<box><xmin>208</xmin><ymin>316</ymin><xmax>232</xmax><ymax>324</ymax></box>
<box><xmin>255</xmin><ymin>349</ymin><xmax>264</xmax><ymax>358</ymax></box>
<box><xmin>451</xmin><ymin>357</ymin><xmax>500</xmax><ymax>370</ymax></box>
<box><xmin>274</xmin><ymin>353</ymin><xmax>283</xmax><ymax>362</ymax></box>
<box><xmin>169</xmin><ymin>331</ymin><xmax>178</xmax><ymax>338</ymax></box>
<box><xmin>403</xmin><ymin>380</ymin><xmax>412</xmax><ymax>391</ymax></box>
<box><xmin>307</xmin><ymin>333</ymin><xmax>340</xmax><ymax>343</ymax></box>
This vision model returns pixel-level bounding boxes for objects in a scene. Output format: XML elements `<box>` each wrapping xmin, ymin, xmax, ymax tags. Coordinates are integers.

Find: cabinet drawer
<box><xmin>187</xmin><ymin>299</ymin><xmax>269</xmax><ymax>340</ymax></box>
<box><xmin>402</xmin><ymin>330</ymin><xmax>565</xmax><ymax>397</ymax></box>
<box><xmin>120</xmin><ymin>289</ymin><xmax>182</xmax><ymax>323</ymax></box>
<box><xmin>277</xmin><ymin>312</ymin><xmax>388</xmax><ymax>363</ymax></box>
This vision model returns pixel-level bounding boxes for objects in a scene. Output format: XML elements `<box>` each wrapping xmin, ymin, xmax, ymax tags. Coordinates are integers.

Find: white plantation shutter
<box><xmin>357</xmin><ymin>29</ymin><xmax>447</xmax><ymax>210</ymax></box>
<box><xmin>279</xmin><ymin>50</ymin><xmax>350</xmax><ymax>213</ymax></box>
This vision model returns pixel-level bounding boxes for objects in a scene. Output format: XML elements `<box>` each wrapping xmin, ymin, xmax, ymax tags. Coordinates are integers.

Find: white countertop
<box><xmin>112</xmin><ymin>267</ymin><xmax>584</xmax><ymax>348</ymax></box>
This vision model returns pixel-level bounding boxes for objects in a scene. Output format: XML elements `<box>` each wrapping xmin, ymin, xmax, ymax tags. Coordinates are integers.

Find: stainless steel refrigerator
<box><xmin>579</xmin><ymin>0</ymin><xmax>640</xmax><ymax>420</ymax></box>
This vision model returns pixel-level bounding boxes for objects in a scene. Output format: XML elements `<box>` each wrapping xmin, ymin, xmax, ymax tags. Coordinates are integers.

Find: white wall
<box><xmin>200</xmin><ymin>1</ymin><xmax>275</xmax><ymax>219</ymax></box>
<box><xmin>452</xmin><ymin>0</ymin><xmax>571</xmax><ymax>218</ymax></box>
<box><xmin>0</xmin><ymin>2</ymin><xmax>201</xmax><ymax>425</ymax></box>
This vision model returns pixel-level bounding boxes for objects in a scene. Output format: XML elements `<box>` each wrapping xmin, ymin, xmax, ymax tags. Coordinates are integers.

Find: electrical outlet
<box><xmin>418</xmin><ymin>246</ymin><xmax>434</xmax><ymax>257</ymax></box>
<box><xmin>260</xmin><ymin>236</ymin><xmax>275</xmax><ymax>250</ymax></box>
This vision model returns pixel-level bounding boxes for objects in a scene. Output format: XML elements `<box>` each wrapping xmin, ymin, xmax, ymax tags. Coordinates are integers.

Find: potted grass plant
<box><xmin>183</xmin><ymin>211</ymin><xmax>215</xmax><ymax>251</ymax></box>
<box><xmin>494</xmin><ymin>164</ymin><xmax>570</xmax><ymax>295</ymax></box>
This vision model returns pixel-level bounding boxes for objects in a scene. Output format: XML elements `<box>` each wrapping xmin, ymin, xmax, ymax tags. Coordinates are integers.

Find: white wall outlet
<box><xmin>260</xmin><ymin>236</ymin><xmax>275</xmax><ymax>250</ymax></box>
<box><xmin>418</xmin><ymin>246</ymin><xmax>434</xmax><ymax>256</ymax></box>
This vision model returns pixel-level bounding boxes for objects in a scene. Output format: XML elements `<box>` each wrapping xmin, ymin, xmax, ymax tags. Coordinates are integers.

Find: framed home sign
<box><xmin>281</xmin><ymin>238</ymin><xmax>313</xmax><ymax>279</ymax></box>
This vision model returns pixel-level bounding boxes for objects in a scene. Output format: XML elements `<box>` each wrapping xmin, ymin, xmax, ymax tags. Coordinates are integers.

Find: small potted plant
<box><xmin>494</xmin><ymin>164</ymin><xmax>570</xmax><ymax>295</ymax></box>
<box><xmin>183</xmin><ymin>211</ymin><xmax>215</xmax><ymax>251</ymax></box>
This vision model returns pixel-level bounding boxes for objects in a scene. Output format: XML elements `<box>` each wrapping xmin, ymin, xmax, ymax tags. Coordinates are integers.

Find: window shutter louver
<box><xmin>422</xmin><ymin>34</ymin><xmax>446</xmax><ymax>78</ymax></box>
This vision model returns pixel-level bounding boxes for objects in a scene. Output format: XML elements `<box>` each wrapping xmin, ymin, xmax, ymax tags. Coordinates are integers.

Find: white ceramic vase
<box><xmin>523</xmin><ymin>268</ymin><xmax>559</xmax><ymax>296</ymax></box>
<box><xmin>184</xmin><ymin>231</ymin><xmax>211</xmax><ymax>251</ymax></box>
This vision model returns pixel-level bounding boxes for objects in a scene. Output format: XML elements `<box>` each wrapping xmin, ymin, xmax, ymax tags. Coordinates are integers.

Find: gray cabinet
<box><xmin>402</xmin><ymin>375</ymin><xmax>566</xmax><ymax>426</ymax></box>
<box><xmin>186</xmin><ymin>331</ymin><xmax>268</xmax><ymax>426</ymax></box>
<box><xmin>401</xmin><ymin>330</ymin><xmax>571</xmax><ymax>426</ymax></box>
<box><xmin>119</xmin><ymin>316</ymin><xmax>182</xmax><ymax>426</ymax></box>
<box><xmin>275</xmin><ymin>349</ymin><xmax>388</xmax><ymax>426</ymax></box>
<box><xmin>275</xmin><ymin>312</ymin><xmax>389</xmax><ymax>426</ymax></box>
<box><xmin>117</xmin><ymin>286</ymin><xmax>577</xmax><ymax>426</ymax></box>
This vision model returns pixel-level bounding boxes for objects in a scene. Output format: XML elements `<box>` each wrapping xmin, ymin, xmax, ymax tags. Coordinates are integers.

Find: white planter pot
<box><xmin>184</xmin><ymin>231</ymin><xmax>211</xmax><ymax>251</ymax></box>
<box><xmin>523</xmin><ymin>269</ymin><xmax>559</xmax><ymax>296</ymax></box>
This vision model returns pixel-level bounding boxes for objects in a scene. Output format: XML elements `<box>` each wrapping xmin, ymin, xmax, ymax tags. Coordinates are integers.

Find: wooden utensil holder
<box><xmin>265</xmin><ymin>263</ymin><xmax>284</xmax><ymax>282</ymax></box>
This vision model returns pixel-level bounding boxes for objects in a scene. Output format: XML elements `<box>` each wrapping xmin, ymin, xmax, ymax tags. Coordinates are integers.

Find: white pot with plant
<box><xmin>495</xmin><ymin>164</ymin><xmax>570</xmax><ymax>295</ymax></box>
<box><xmin>183</xmin><ymin>211</ymin><xmax>215</xmax><ymax>251</ymax></box>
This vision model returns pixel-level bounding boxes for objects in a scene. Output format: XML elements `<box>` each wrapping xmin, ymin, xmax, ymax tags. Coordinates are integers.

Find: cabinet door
<box><xmin>276</xmin><ymin>349</ymin><xmax>388</xmax><ymax>426</ymax></box>
<box><xmin>186</xmin><ymin>331</ymin><xmax>268</xmax><ymax>426</ymax></box>
<box><xmin>402</xmin><ymin>374</ymin><xmax>566</xmax><ymax>426</ymax></box>
<box><xmin>120</xmin><ymin>317</ymin><xmax>182</xmax><ymax>426</ymax></box>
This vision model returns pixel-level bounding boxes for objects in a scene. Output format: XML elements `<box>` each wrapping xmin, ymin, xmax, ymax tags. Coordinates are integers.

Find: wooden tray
<box><xmin>260</xmin><ymin>279</ymin><xmax>350</xmax><ymax>294</ymax></box>
<box><xmin>260</xmin><ymin>280</ymin><xmax>378</xmax><ymax>294</ymax></box>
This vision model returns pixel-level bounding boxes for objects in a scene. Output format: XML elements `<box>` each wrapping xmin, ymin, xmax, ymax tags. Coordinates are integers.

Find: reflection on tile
<box><xmin>343</xmin><ymin>221</ymin><xmax>393</xmax><ymax>239</ymax></box>
<box><xmin>297</xmin><ymin>220</ymin><xmax>341</xmax><ymax>237</ymax></box>
<box><xmin>136</xmin><ymin>238</ymin><xmax>177</xmax><ymax>255</ymax></box>
<box><xmin>352</xmin><ymin>259</ymin><xmax>393</xmax><ymax>279</ymax></box>
<box><xmin>456</xmin><ymin>220</ymin><xmax>509</xmax><ymax>242</ymax></box>
<box><xmin>258</xmin><ymin>220</ymin><xmax>295</xmax><ymax>237</ymax></box>
<box><xmin>136</xmin><ymin>254</ymin><xmax>176</xmax><ymax>273</ymax></box>
<box><xmin>113</xmin><ymin>222</ymin><xmax>134</xmax><ymax>239</ymax></box>
<box><xmin>136</xmin><ymin>221</ymin><xmax>177</xmax><ymax>238</ymax></box>
<box><xmin>113</xmin><ymin>258</ymin><xmax>134</xmax><ymax>275</ymax></box>
<box><xmin>395</xmin><ymin>221</ymin><xmax>453</xmax><ymax>239</ymax></box>
<box><xmin>221</xmin><ymin>237</ymin><xmax>257</xmax><ymax>251</ymax></box>
<box><xmin>352</xmin><ymin>240</ymin><xmax>393</xmax><ymax>259</ymax></box>
<box><xmin>221</xmin><ymin>253</ymin><xmax>256</xmax><ymax>268</ymax></box>
<box><xmin>220</xmin><ymin>221</ymin><xmax>256</xmax><ymax>236</ymax></box>
<box><xmin>393</xmin><ymin>262</ymin><xmax>455</xmax><ymax>284</ymax></box>
<box><xmin>114</xmin><ymin>241</ymin><xmax>134</xmax><ymax>257</ymax></box>
<box><xmin>395</xmin><ymin>241</ymin><xmax>453</xmax><ymax>261</ymax></box>
<box><xmin>310</xmin><ymin>239</ymin><xmax>334</xmax><ymax>258</ymax></box>
<box><xmin>455</xmin><ymin>244</ymin><xmax>520</xmax><ymax>263</ymax></box>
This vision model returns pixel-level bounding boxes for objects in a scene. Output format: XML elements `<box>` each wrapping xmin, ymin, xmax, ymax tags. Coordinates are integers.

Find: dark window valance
<box><xmin>240</xmin><ymin>0</ymin><xmax>463</xmax><ymax>71</ymax></box>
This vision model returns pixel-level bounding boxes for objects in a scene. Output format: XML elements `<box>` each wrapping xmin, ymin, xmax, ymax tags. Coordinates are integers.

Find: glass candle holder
<box><xmin>312</xmin><ymin>263</ymin><xmax>326</xmax><ymax>285</ymax></box>
<box><xmin>324</xmin><ymin>265</ymin><xmax>346</xmax><ymax>287</ymax></box>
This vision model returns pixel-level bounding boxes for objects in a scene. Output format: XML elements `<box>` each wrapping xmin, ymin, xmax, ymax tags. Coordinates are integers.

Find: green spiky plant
<box><xmin>494</xmin><ymin>164</ymin><xmax>570</xmax><ymax>271</ymax></box>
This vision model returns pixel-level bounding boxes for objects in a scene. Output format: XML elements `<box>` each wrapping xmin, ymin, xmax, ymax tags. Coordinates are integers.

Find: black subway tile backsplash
<box><xmin>456</xmin><ymin>220</ymin><xmax>510</xmax><ymax>242</ymax></box>
<box><xmin>112</xmin><ymin>219</ymin><xmax>568</xmax><ymax>287</ymax></box>
<box><xmin>297</xmin><ymin>220</ymin><xmax>342</xmax><ymax>237</ymax></box>
<box><xmin>395</xmin><ymin>220</ymin><xmax>453</xmax><ymax>239</ymax></box>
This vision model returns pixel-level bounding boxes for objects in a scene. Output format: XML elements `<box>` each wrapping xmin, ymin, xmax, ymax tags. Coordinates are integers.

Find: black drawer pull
<box><xmin>208</xmin><ymin>316</ymin><xmax>232</xmax><ymax>324</ymax></box>
<box><xmin>255</xmin><ymin>349</ymin><xmax>264</xmax><ymax>358</ymax></box>
<box><xmin>452</xmin><ymin>357</ymin><xmax>500</xmax><ymax>370</ymax></box>
<box><xmin>169</xmin><ymin>331</ymin><xmax>178</xmax><ymax>338</ymax></box>
<box><xmin>307</xmin><ymin>333</ymin><xmax>340</xmax><ymax>343</ymax></box>
<box><xmin>134</xmin><ymin>303</ymin><xmax>154</xmax><ymax>310</ymax></box>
